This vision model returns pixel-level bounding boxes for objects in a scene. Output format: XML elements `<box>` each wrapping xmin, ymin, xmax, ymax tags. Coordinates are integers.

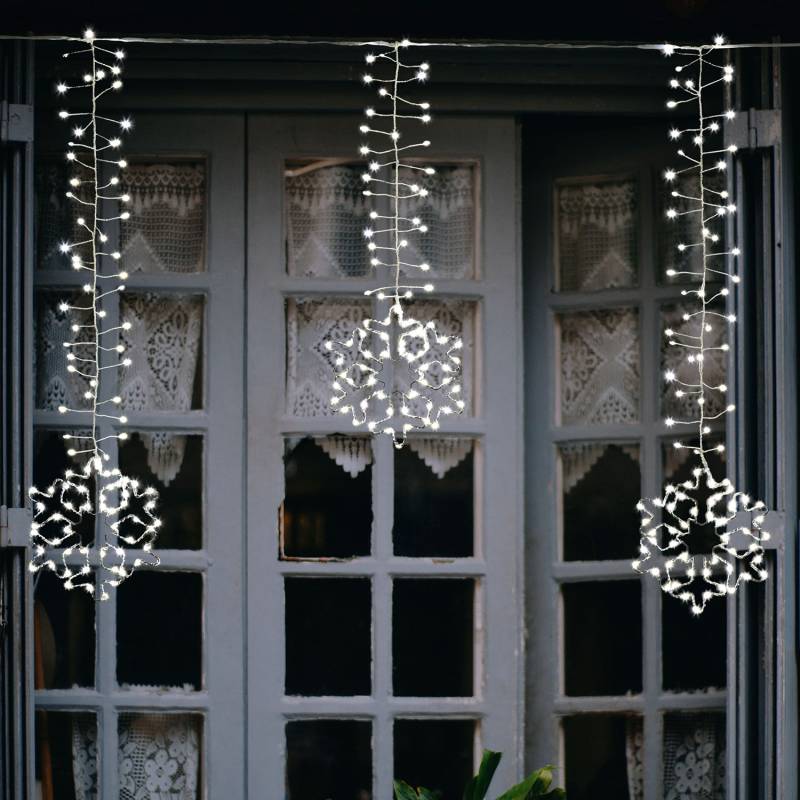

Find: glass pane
<box><xmin>398</xmin><ymin>163</ymin><xmax>477</xmax><ymax>279</ymax></box>
<box><xmin>558</xmin><ymin>308</ymin><xmax>640</xmax><ymax>425</ymax></box>
<box><xmin>560</xmin><ymin>442</ymin><xmax>640</xmax><ymax>561</ymax></box>
<box><xmin>286</xmin><ymin>719</ymin><xmax>372</xmax><ymax>800</ymax></box>
<box><xmin>285</xmin><ymin>162</ymin><xmax>370</xmax><ymax>278</ymax></box>
<box><xmin>661</xmin><ymin>303</ymin><xmax>727</xmax><ymax>420</ymax></box>
<box><xmin>118</xmin><ymin>713</ymin><xmax>202</xmax><ymax>800</ymax></box>
<box><xmin>393</xmin><ymin>578</ymin><xmax>474</xmax><ymax>697</ymax></box>
<box><xmin>556</xmin><ymin>176</ymin><xmax>638</xmax><ymax>291</ymax></box>
<box><xmin>663</xmin><ymin>592</ymin><xmax>726</xmax><ymax>691</ymax></box>
<box><xmin>394</xmin><ymin>719</ymin><xmax>474</xmax><ymax>800</ymax></box>
<box><xmin>35</xmin><ymin>159</ymin><xmax>91</xmax><ymax>271</ymax></box>
<box><xmin>120</xmin><ymin>293</ymin><xmax>204</xmax><ymax>412</ymax></box>
<box><xmin>285</xmin><ymin>577</ymin><xmax>371</xmax><ymax>695</ymax></box>
<box><xmin>282</xmin><ymin>436</ymin><xmax>372</xmax><ymax>559</ymax></box>
<box><xmin>398</xmin><ymin>299</ymin><xmax>476</xmax><ymax>416</ymax></box>
<box><xmin>34</xmin><ymin>570</ymin><xmax>95</xmax><ymax>688</ymax></box>
<box><xmin>35</xmin><ymin>711</ymin><xmax>97</xmax><ymax>800</ymax></box>
<box><xmin>286</xmin><ymin>297</ymin><xmax>371</xmax><ymax>417</ymax></box>
<box><xmin>663</xmin><ymin>713</ymin><xmax>725</xmax><ymax>799</ymax></box>
<box><xmin>118</xmin><ymin>431</ymin><xmax>202</xmax><ymax>550</ymax></box>
<box><xmin>35</xmin><ymin>290</ymin><xmax>93</xmax><ymax>411</ymax></box>
<box><xmin>394</xmin><ymin>438</ymin><xmax>474</xmax><ymax>557</ymax></box>
<box><xmin>117</xmin><ymin>572</ymin><xmax>202</xmax><ymax>690</ymax></box>
<box><xmin>33</xmin><ymin>429</ymin><xmax>95</xmax><ymax>546</ymax></box>
<box><xmin>659</xmin><ymin>171</ymin><xmax>725</xmax><ymax>284</ymax></box>
<box><xmin>563</xmin><ymin>715</ymin><xmax>639</xmax><ymax>800</ymax></box>
<box><xmin>120</xmin><ymin>161</ymin><xmax>206</xmax><ymax>273</ymax></box>
<box><xmin>662</xmin><ymin>437</ymin><xmax>726</xmax><ymax>554</ymax></box>
<box><xmin>563</xmin><ymin>581</ymin><xmax>641</xmax><ymax>696</ymax></box>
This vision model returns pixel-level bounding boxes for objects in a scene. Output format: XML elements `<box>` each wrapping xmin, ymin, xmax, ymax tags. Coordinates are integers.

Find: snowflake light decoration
<box><xmin>324</xmin><ymin>40</ymin><xmax>465</xmax><ymax>447</ymax></box>
<box><xmin>632</xmin><ymin>36</ymin><xmax>770</xmax><ymax>614</ymax></box>
<box><xmin>28</xmin><ymin>29</ymin><xmax>160</xmax><ymax>599</ymax></box>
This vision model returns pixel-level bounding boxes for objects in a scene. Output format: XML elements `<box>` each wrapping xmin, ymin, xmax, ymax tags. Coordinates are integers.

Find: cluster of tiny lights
<box><xmin>632</xmin><ymin>36</ymin><xmax>770</xmax><ymax>615</ymax></box>
<box><xmin>28</xmin><ymin>29</ymin><xmax>160</xmax><ymax>600</ymax></box>
<box><xmin>323</xmin><ymin>40</ymin><xmax>464</xmax><ymax>448</ymax></box>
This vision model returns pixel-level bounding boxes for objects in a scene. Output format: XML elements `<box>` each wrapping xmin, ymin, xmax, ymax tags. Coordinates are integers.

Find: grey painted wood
<box><xmin>246</xmin><ymin>113</ymin><xmax>522</xmax><ymax>798</ymax></box>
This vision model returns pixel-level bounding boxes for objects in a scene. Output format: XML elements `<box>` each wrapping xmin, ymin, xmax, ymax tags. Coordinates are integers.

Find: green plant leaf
<box><xmin>394</xmin><ymin>780</ymin><xmax>420</xmax><ymax>800</ymax></box>
<box><xmin>418</xmin><ymin>788</ymin><xmax>443</xmax><ymax>800</ymax></box>
<box><xmin>463</xmin><ymin>750</ymin><xmax>503</xmax><ymax>800</ymax></box>
<box><xmin>494</xmin><ymin>765</ymin><xmax>556</xmax><ymax>800</ymax></box>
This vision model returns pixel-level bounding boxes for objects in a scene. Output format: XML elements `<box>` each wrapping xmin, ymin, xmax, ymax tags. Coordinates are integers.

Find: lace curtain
<box><xmin>72</xmin><ymin>715</ymin><xmax>200</xmax><ymax>800</ymax></box>
<box><xmin>557</xmin><ymin>178</ymin><xmax>638</xmax><ymax>291</ymax></box>
<box><xmin>560</xmin><ymin>441</ymin><xmax>639</xmax><ymax>493</ymax></box>
<box><xmin>285</xmin><ymin>163</ymin><xmax>475</xmax><ymax>279</ymax></box>
<box><xmin>626</xmin><ymin>714</ymin><xmax>725</xmax><ymax>800</ymax></box>
<box><xmin>286</xmin><ymin>436</ymin><xmax>472</xmax><ymax>479</ymax></box>
<box><xmin>559</xmin><ymin>307</ymin><xmax>640</xmax><ymax>425</ymax></box>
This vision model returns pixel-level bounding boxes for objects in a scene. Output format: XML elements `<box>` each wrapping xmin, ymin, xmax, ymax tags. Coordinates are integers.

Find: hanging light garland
<box><xmin>28</xmin><ymin>29</ymin><xmax>160</xmax><ymax>600</ymax></box>
<box><xmin>632</xmin><ymin>36</ymin><xmax>770</xmax><ymax>614</ymax></box>
<box><xmin>324</xmin><ymin>40</ymin><xmax>465</xmax><ymax>448</ymax></box>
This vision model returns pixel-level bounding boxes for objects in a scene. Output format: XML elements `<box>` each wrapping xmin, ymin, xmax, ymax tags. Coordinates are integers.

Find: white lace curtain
<box><xmin>285</xmin><ymin>163</ymin><xmax>475</xmax><ymax>279</ymax></box>
<box><xmin>626</xmin><ymin>714</ymin><xmax>725</xmax><ymax>800</ymax></box>
<box><xmin>286</xmin><ymin>436</ymin><xmax>473</xmax><ymax>479</ymax></box>
<box><xmin>72</xmin><ymin>715</ymin><xmax>200</xmax><ymax>800</ymax></box>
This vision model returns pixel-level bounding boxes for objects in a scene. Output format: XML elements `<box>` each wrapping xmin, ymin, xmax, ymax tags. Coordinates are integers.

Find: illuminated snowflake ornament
<box><xmin>28</xmin><ymin>29</ymin><xmax>160</xmax><ymax>599</ymax></box>
<box><xmin>633</xmin><ymin>36</ymin><xmax>771</xmax><ymax>614</ymax></box>
<box><xmin>324</xmin><ymin>41</ymin><xmax>464</xmax><ymax>447</ymax></box>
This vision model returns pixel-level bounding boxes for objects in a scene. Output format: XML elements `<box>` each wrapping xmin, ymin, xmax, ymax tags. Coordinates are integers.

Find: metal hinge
<box><xmin>724</xmin><ymin>108</ymin><xmax>781</xmax><ymax>150</ymax></box>
<box><xmin>0</xmin><ymin>506</ymin><xmax>32</xmax><ymax>548</ymax></box>
<box><xmin>0</xmin><ymin>100</ymin><xmax>34</xmax><ymax>144</ymax></box>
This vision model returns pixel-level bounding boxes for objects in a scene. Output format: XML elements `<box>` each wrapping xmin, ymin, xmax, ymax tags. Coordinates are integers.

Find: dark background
<box><xmin>4</xmin><ymin>0</ymin><xmax>800</xmax><ymax>42</ymax></box>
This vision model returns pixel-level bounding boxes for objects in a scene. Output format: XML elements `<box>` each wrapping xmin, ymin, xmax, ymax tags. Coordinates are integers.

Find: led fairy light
<box><xmin>633</xmin><ymin>36</ymin><xmax>770</xmax><ymax>614</ymax></box>
<box><xmin>324</xmin><ymin>40</ymin><xmax>465</xmax><ymax>448</ymax></box>
<box><xmin>28</xmin><ymin>29</ymin><xmax>160</xmax><ymax>600</ymax></box>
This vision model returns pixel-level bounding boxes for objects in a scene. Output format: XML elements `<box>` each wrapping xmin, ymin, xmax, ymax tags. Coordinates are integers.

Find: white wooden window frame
<box><xmin>246</xmin><ymin>114</ymin><xmax>523</xmax><ymax>798</ymax></box>
<box><xmin>32</xmin><ymin>114</ymin><xmax>247</xmax><ymax>799</ymax></box>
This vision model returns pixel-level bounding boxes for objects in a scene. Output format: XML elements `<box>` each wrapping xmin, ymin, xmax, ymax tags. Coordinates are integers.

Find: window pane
<box><xmin>35</xmin><ymin>711</ymin><xmax>97</xmax><ymax>800</ymax></box>
<box><xmin>118</xmin><ymin>713</ymin><xmax>202</xmax><ymax>800</ymax></box>
<box><xmin>560</xmin><ymin>442</ymin><xmax>640</xmax><ymax>561</ymax></box>
<box><xmin>35</xmin><ymin>160</ymin><xmax>90</xmax><ymax>271</ymax></box>
<box><xmin>394</xmin><ymin>438</ymin><xmax>474</xmax><ymax>558</ymax></box>
<box><xmin>661</xmin><ymin>303</ymin><xmax>727</xmax><ymax>420</ymax></box>
<box><xmin>117</xmin><ymin>571</ymin><xmax>202</xmax><ymax>690</ymax></box>
<box><xmin>658</xmin><ymin>171</ymin><xmax>725</xmax><ymax>285</ymax></box>
<box><xmin>662</xmin><ymin>437</ymin><xmax>726</xmax><ymax>554</ymax></box>
<box><xmin>558</xmin><ymin>308</ymin><xmax>640</xmax><ymax>425</ymax></box>
<box><xmin>120</xmin><ymin>293</ymin><xmax>204</xmax><ymax>412</ymax></box>
<box><xmin>663</xmin><ymin>593</ymin><xmax>726</xmax><ymax>691</ymax></box>
<box><xmin>35</xmin><ymin>290</ymin><xmax>93</xmax><ymax>411</ymax></box>
<box><xmin>118</xmin><ymin>431</ymin><xmax>203</xmax><ymax>550</ymax></box>
<box><xmin>556</xmin><ymin>177</ymin><xmax>638</xmax><ymax>291</ymax></box>
<box><xmin>286</xmin><ymin>719</ymin><xmax>372</xmax><ymax>800</ymax></box>
<box><xmin>286</xmin><ymin>297</ymin><xmax>371</xmax><ymax>417</ymax></box>
<box><xmin>563</xmin><ymin>581</ymin><xmax>642</xmax><ymax>696</ymax></box>
<box><xmin>394</xmin><ymin>719</ymin><xmax>474</xmax><ymax>800</ymax></box>
<box><xmin>285</xmin><ymin>577</ymin><xmax>371</xmax><ymax>696</ymax></box>
<box><xmin>33</xmin><ymin>429</ymin><xmax>95</xmax><ymax>546</ymax></box>
<box><xmin>285</xmin><ymin>162</ymin><xmax>370</xmax><ymax>279</ymax></box>
<box><xmin>399</xmin><ymin>299</ymin><xmax>476</xmax><ymax>416</ymax></box>
<box><xmin>282</xmin><ymin>437</ymin><xmax>372</xmax><ymax>559</ymax></box>
<box><xmin>393</xmin><ymin>578</ymin><xmax>474</xmax><ymax>697</ymax></box>
<box><xmin>563</xmin><ymin>715</ymin><xmax>639</xmax><ymax>800</ymax></box>
<box><xmin>398</xmin><ymin>163</ymin><xmax>477</xmax><ymax>279</ymax></box>
<box><xmin>120</xmin><ymin>161</ymin><xmax>206</xmax><ymax>273</ymax></box>
<box><xmin>35</xmin><ymin>570</ymin><xmax>95</xmax><ymax>688</ymax></box>
<box><xmin>663</xmin><ymin>713</ymin><xmax>725</xmax><ymax>799</ymax></box>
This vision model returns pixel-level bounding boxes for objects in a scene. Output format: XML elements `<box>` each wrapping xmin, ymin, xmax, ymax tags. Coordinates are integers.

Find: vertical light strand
<box><xmin>633</xmin><ymin>36</ymin><xmax>770</xmax><ymax>614</ymax></box>
<box><xmin>28</xmin><ymin>29</ymin><xmax>160</xmax><ymax>600</ymax></box>
<box><xmin>325</xmin><ymin>40</ymin><xmax>465</xmax><ymax>448</ymax></box>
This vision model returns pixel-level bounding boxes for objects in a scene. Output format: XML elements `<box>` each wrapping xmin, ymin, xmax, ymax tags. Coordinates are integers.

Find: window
<box><xmin>246</xmin><ymin>115</ymin><xmax>522</xmax><ymax>798</ymax></box>
<box><xmin>525</xmin><ymin>119</ymin><xmax>728</xmax><ymax>798</ymax></box>
<box><xmin>32</xmin><ymin>115</ymin><xmax>246</xmax><ymax>798</ymax></box>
